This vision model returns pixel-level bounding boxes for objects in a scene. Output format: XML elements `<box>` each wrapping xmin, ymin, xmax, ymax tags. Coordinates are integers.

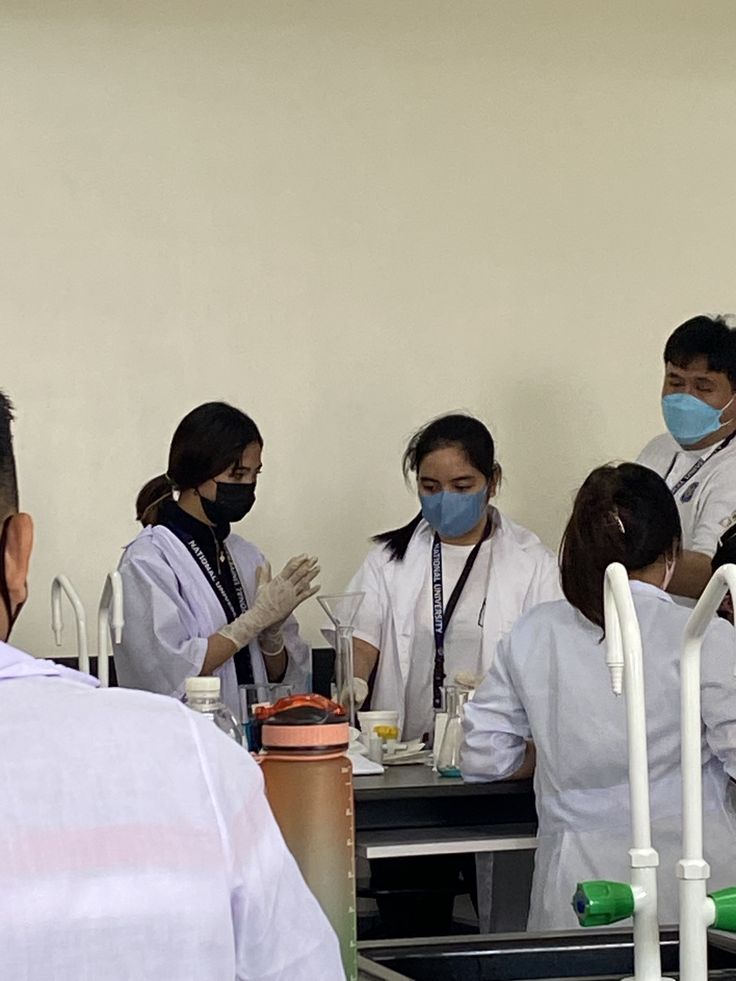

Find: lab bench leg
<box><xmin>476</xmin><ymin>853</ymin><xmax>494</xmax><ymax>933</ymax></box>
<box><xmin>476</xmin><ymin>851</ymin><xmax>534</xmax><ymax>932</ymax></box>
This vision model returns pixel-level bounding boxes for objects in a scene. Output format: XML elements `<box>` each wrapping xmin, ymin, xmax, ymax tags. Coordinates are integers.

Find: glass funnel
<box><xmin>436</xmin><ymin>685</ymin><xmax>470</xmax><ymax>777</ymax></box>
<box><xmin>318</xmin><ymin>592</ymin><xmax>365</xmax><ymax>727</ymax></box>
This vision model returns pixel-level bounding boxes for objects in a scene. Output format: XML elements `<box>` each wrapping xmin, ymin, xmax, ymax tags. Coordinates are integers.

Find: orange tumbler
<box><xmin>258</xmin><ymin>695</ymin><xmax>357</xmax><ymax>981</ymax></box>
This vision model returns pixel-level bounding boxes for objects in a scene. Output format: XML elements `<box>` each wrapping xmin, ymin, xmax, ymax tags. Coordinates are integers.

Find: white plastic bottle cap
<box><xmin>185</xmin><ymin>676</ymin><xmax>221</xmax><ymax>697</ymax></box>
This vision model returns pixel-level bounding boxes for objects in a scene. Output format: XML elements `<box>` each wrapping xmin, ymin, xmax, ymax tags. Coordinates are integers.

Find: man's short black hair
<box><xmin>664</xmin><ymin>315</ymin><xmax>736</xmax><ymax>388</ymax></box>
<box><xmin>0</xmin><ymin>393</ymin><xmax>19</xmax><ymax>522</ymax></box>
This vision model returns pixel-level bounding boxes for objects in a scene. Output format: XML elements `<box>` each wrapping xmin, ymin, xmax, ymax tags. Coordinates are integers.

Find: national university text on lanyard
<box><xmin>166</xmin><ymin>524</ymin><xmax>254</xmax><ymax>684</ymax></box>
<box><xmin>664</xmin><ymin>430</ymin><xmax>736</xmax><ymax>497</ymax></box>
<box><xmin>431</xmin><ymin>518</ymin><xmax>493</xmax><ymax>709</ymax></box>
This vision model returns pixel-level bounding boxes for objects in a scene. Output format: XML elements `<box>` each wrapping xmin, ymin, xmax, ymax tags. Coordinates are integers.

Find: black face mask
<box><xmin>200</xmin><ymin>482</ymin><xmax>256</xmax><ymax>525</ymax></box>
<box><xmin>0</xmin><ymin>517</ymin><xmax>24</xmax><ymax>640</ymax></box>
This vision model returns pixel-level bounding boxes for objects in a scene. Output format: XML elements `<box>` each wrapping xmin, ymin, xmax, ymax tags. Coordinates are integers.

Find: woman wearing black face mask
<box><xmin>114</xmin><ymin>402</ymin><xmax>319</xmax><ymax>718</ymax></box>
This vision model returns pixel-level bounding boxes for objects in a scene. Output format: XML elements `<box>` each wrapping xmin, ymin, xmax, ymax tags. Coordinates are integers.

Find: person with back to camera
<box><xmin>115</xmin><ymin>402</ymin><xmax>318</xmax><ymax>718</ymax></box>
<box><xmin>0</xmin><ymin>392</ymin><xmax>344</xmax><ymax>980</ymax></box>
<box><xmin>638</xmin><ymin>314</ymin><xmax>736</xmax><ymax>599</ymax></box>
<box><xmin>345</xmin><ymin>412</ymin><xmax>562</xmax><ymax>743</ymax></box>
<box><xmin>461</xmin><ymin>462</ymin><xmax>736</xmax><ymax>931</ymax></box>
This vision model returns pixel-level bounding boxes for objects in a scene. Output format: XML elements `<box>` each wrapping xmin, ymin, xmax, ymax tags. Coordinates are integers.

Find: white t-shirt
<box><xmin>404</xmin><ymin>539</ymin><xmax>491</xmax><ymax>741</ymax></box>
<box><xmin>637</xmin><ymin>432</ymin><xmax>736</xmax><ymax>555</ymax></box>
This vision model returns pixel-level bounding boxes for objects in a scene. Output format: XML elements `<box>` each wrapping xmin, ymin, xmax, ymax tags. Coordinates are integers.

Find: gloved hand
<box><xmin>454</xmin><ymin>671</ymin><xmax>482</xmax><ymax>690</ymax></box>
<box><xmin>336</xmin><ymin>676</ymin><xmax>369</xmax><ymax>710</ymax></box>
<box><xmin>352</xmin><ymin>676</ymin><xmax>369</xmax><ymax>710</ymax></box>
<box><xmin>255</xmin><ymin>562</ymin><xmax>300</xmax><ymax>655</ymax></box>
<box><xmin>218</xmin><ymin>554</ymin><xmax>320</xmax><ymax>653</ymax></box>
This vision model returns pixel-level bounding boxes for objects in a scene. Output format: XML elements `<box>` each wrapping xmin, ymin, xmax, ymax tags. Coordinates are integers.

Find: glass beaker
<box><xmin>317</xmin><ymin>593</ymin><xmax>365</xmax><ymax>727</ymax></box>
<box><xmin>436</xmin><ymin>685</ymin><xmax>470</xmax><ymax>777</ymax></box>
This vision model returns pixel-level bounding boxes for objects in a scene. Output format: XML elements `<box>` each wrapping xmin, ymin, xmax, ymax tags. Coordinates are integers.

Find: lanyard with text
<box><xmin>431</xmin><ymin>518</ymin><xmax>492</xmax><ymax>709</ymax></box>
<box><xmin>167</xmin><ymin>524</ymin><xmax>255</xmax><ymax>686</ymax></box>
<box><xmin>167</xmin><ymin>526</ymin><xmax>249</xmax><ymax>621</ymax></box>
<box><xmin>664</xmin><ymin>430</ymin><xmax>736</xmax><ymax>497</ymax></box>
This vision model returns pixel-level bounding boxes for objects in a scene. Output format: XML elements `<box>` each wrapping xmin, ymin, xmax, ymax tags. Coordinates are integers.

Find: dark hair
<box><xmin>137</xmin><ymin>402</ymin><xmax>262</xmax><ymax>526</ymax></box>
<box><xmin>0</xmin><ymin>392</ymin><xmax>18</xmax><ymax>523</ymax></box>
<box><xmin>664</xmin><ymin>315</ymin><xmax>736</xmax><ymax>387</ymax></box>
<box><xmin>560</xmin><ymin>462</ymin><xmax>681</xmax><ymax>630</ymax></box>
<box><xmin>712</xmin><ymin>524</ymin><xmax>736</xmax><ymax>573</ymax></box>
<box><xmin>373</xmin><ymin>413</ymin><xmax>499</xmax><ymax>561</ymax></box>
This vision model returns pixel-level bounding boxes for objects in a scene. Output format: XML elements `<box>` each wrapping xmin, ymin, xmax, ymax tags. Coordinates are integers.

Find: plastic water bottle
<box><xmin>184</xmin><ymin>676</ymin><xmax>244</xmax><ymax>745</ymax></box>
<box><xmin>259</xmin><ymin>694</ymin><xmax>357</xmax><ymax>981</ymax></box>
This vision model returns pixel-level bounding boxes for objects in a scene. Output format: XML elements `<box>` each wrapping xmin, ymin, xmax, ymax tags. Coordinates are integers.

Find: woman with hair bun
<box><xmin>114</xmin><ymin>402</ymin><xmax>318</xmax><ymax>718</ymax></box>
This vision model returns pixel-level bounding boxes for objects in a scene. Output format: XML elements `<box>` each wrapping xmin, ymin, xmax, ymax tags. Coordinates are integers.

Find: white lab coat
<box><xmin>0</xmin><ymin>641</ymin><xmax>344</xmax><ymax>981</ymax></box>
<box><xmin>114</xmin><ymin>525</ymin><xmax>310</xmax><ymax>720</ymax></box>
<box><xmin>346</xmin><ymin>507</ymin><xmax>561</xmax><ymax>735</ymax></box>
<box><xmin>461</xmin><ymin>582</ymin><xmax>736</xmax><ymax>931</ymax></box>
<box><xmin>638</xmin><ymin>432</ymin><xmax>736</xmax><ymax>555</ymax></box>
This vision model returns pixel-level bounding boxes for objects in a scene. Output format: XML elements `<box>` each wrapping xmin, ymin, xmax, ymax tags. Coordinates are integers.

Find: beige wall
<box><xmin>2</xmin><ymin>1</ymin><xmax>736</xmax><ymax>656</ymax></box>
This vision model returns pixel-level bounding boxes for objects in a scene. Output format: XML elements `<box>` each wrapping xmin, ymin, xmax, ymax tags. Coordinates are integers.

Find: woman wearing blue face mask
<box><xmin>344</xmin><ymin>413</ymin><xmax>561</xmax><ymax>743</ymax></box>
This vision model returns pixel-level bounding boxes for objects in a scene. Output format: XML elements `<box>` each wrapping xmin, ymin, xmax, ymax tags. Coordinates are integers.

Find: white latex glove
<box><xmin>352</xmin><ymin>677</ymin><xmax>369</xmax><ymax>710</ymax></box>
<box><xmin>454</xmin><ymin>671</ymin><xmax>482</xmax><ymax>689</ymax></box>
<box><xmin>218</xmin><ymin>554</ymin><xmax>320</xmax><ymax>653</ymax></box>
<box><xmin>256</xmin><ymin>562</ymin><xmax>295</xmax><ymax>655</ymax></box>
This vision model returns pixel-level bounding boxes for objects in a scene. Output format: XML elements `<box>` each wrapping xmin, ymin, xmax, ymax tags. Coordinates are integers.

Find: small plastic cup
<box><xmin>357</xmin><ymin>709</ymin><xmax>400</xmax><ymax>745</ymax></box>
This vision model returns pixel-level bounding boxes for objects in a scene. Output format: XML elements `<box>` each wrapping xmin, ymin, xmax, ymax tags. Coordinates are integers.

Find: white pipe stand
<box><xmin>50</xmin><ymin>574</ymin><xmax>89</xmax><ymax>674</ymax></box>
<box><xmin>604</xmin><ymin>563</ymin><xmax>668</xmax><ymax>981</ymax></box>
<box><xmin>97</xmin><ymin>571</ymin><xmax>124</xmax><ymax>688</ymax></box>
<box><xmin>678</xmin><ymin>563</ymin><xmax>736</xmax><ymax>981</ymax></box>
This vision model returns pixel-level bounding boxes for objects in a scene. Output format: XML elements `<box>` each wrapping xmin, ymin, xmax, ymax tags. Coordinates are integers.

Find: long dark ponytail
<box><xmin>373</xmin><ymin>413</ymin><xmax>499</xmax><ymax>561</ymax></box>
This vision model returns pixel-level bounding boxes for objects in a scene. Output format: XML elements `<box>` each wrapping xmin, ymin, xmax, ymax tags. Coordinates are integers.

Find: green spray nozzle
<box><xmin>710</xmin><ymin>887</ymin><xmax>736</xmax><ymax>932</ymax></box>
<box><xmin>572</xmin><ymin>881</ymin><xmax>635</xmax><ymax>927</ymax></box>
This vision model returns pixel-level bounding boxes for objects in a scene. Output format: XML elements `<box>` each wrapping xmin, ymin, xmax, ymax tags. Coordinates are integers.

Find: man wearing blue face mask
<box><xmin>638</xmin><ymin>315</ymin><xmax>736</xmax><ymax>599</ymax></box>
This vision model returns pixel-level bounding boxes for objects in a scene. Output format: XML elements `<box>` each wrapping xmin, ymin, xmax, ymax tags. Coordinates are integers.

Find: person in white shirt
<box><xmin>0</xmin><ymin>393</ymin><xmax>344</xmax><ymax>981</ymax></box>
<box><xmin>345</xmin><ymin>412</ymin><xmax>561</xmax><ymax>744</ymax></box>
<box><xmin>638</xmin><ymin>315</ymin><xmax>736</xmax><ymax>599</ymax></box>
<box><xmin>461</xmin><ymin>462</ymin><xmax>736</xmax><ymax>931</ymax></box>
<box><xmin>344</xmin><ymin>412</ymin><xmax>560</xmax><ymax>938</ymax></box>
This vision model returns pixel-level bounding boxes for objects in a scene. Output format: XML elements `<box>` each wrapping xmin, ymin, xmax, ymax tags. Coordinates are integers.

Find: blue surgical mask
<box><xmin>662</xmin><ymin>393</ymin><xmax>734</xmax><ymax>447</ymax></box>
<box><xmin>420</xmin><ymin>488</ymin><xmax>488</xmax><ymax>538</ymax></box>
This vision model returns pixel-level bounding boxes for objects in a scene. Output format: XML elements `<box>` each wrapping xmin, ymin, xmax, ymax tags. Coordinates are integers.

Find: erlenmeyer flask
<box><xmin>436</xmin><ymin>686</ymin><xmax>470</xmax><ymax>777</ymax></box>
<box><xmin>318</xmin><ymin>593</ymin><xmax>364</xmax><ymax>727</ymax></box>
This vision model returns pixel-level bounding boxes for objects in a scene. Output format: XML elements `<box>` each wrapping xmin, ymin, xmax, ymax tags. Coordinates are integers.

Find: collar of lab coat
<box><xmin>0</xmin><ymin>641</ymin><xmax>100</xmax><ymax>685</ymax></box>
<box><xmin>628</xmin><ymin>580</ymin><xmax>674</xmax><ymax>604</ymax></box>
